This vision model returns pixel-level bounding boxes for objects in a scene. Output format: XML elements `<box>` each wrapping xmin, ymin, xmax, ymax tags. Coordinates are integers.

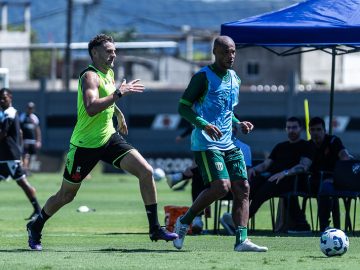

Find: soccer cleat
<box><xmin>149</xmin><ymin>226</ymin><xmax>178</xmax><ymax>242</ymax></box>
<box><xmin>234</xmin><ymin>239</ymin><xmax>268</xmax><ymax>252</ymax></box>
<box><xmin>25</xmin><ymin>210</ymin><xmax>40</xmax><ymax>221</ymax></box>
<box><xmin>220</xmin><ymin>213</ymin><xmax>235</xmax><ymax>236</ymax></box>
<box><xmin>191</xmin><ymin>216</ymin><xmax>203</xmax><ymax>234</ymax></box>
<box><xmin>26</xmin><ymin>221</ymin><xmax>42</xmax><ymax>251</ymax></box>
<box><xmin>165</xmin><ymin>173</ymin><xmax>186</xmax><ymax>188</ymax></box>
<box><xmin>173</xmin><ymin>217</ymin><xmax>189</xmax><ymax>250</ymax></box>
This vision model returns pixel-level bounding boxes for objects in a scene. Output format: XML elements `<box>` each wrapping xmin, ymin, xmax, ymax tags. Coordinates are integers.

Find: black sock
<box><xmin>32</xmin><ymin>209</ymin><xmax>50</xmax><ymax>232</ymax></box>
<box><xmin>145</xmin><ymin>204</ymin><xmax>160</xmax><ymax>232</ymax></box>
<box><xmin>30</xmin><ymin>198</ymin><xmax>41</xmax><ymax>213</ymax></box>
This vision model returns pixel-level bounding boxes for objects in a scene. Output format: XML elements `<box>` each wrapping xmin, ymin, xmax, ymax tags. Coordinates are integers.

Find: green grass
<box><xmin>0</xmin><ymin>165</ymin><xmax>359</xmax><ymax>270</ymax></box>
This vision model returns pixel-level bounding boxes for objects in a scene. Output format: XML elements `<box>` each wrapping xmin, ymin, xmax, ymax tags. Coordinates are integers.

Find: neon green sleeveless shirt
<box><xmin>70</xmin><ymin>65</ymin><xmax>116</xmax><ymax>148</ymax></box>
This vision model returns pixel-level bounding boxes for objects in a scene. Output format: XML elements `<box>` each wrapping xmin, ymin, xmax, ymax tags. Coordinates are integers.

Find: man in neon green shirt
<box><xmin>26</xmin><ymin>34</ymin><xmax>178</xmax><ymax>251</ymax></box>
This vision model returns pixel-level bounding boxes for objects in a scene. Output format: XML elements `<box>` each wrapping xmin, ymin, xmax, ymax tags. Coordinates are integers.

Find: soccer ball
<box><xmin>320</xmin><ymin>228</ymin><xmax>349</xmax><ymax>257</ymax></box>
<box><xmin>153</xmin><ymin>168</ymin><xmax>165</xmax><ymax>181</ymax></box>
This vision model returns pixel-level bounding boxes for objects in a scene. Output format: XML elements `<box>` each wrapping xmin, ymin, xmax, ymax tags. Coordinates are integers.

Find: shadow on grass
<box><xmin>99</xmin><ymin>232</ymin><xmax>148</xmax><ymax>236</ymax></box>
<box><xmin>91</xmin><ymin>248</ymin><xmax>184</xmax><ymax>253</ymax></box>
<box><xmin>0</xmin><ymin>248</ymin><xmax>185</xmax><ymax>253</ymax></box>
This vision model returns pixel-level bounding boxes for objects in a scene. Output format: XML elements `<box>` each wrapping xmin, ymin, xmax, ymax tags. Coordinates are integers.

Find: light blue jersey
<box><xmin>191</xmin><ymin>66</ymin><xmax>240</xmax><ymax>151</ymax></box>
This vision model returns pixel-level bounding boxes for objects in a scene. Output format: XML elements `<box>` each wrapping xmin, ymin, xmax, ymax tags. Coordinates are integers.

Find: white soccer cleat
<box><xmin>173</xmin><ymin>216</ymin><xmax>189</xmax><ymax>250</ymax></box>
<box><xmin>234</xmin><ymin>239</ymin><xmax>268</xmax><ymax>252</ymax></box>
<box><xmin>220</xmin><ymin>212</ymin><xmax>235</xmax><ymax>236</ymax></box>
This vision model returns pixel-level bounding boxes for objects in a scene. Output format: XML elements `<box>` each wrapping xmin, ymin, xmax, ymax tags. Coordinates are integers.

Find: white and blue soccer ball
<box><xmin>153</xmin><ymin>168</ymin><xmax>165</xmax><ymax>182</ymax></box>
<box><xmin>320</xmin><ymin>228</ymin><xmax>349</xmax><ymax>257</ymax></box>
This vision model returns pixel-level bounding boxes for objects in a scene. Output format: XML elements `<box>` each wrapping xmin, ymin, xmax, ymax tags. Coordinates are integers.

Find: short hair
<box><xmin>286</xmin><ymin>116</ymin><xmax>302</xmax><ymax>127</ymax></box>
<box><xmin>0</xmin><ymin>87</ymin><xmax>12</xmax><ymax>97</ymax></box>
<box><xmin>309</xmin><ymin>116</ymin><xmax>326</xmax><ymax>130</ymax></box>
<box><xmin>88</xmin><ymin>34</ymin><xmax>114</xmax><ymax>59</ymax></box>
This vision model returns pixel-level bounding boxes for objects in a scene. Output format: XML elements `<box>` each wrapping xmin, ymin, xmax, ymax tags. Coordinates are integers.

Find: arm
<box><xmin>232</xmin><ymin>113</ymin><xmax>254</xmax><ymax>134</ymax></box>
<box><xmin>248</xmin><ymin>158</ymin><xmax>273</xmax><ymax>180</ymax></box>
<box><xmin>339</xmin><ymin>149</ymin><xmax>352</xmax><ymax>160</ymax></box>
<box><xmin>35</xmin><ymin>125</ymin><xmax>42</xmax><ymax>149</ymax></box>
<box><xmin>82</xmin><ymin>72</ymin><xmax>144</xmax><ymax>117</ymax></box>
<box><xmin>268</xmin><ymin>156</ymin><xmax>312</xmax><ymax>184</ymax></box>
<box><xmin>114</xmin><ymin>104</ymin><xmax>128</xmax><ymax>135</ymax></box>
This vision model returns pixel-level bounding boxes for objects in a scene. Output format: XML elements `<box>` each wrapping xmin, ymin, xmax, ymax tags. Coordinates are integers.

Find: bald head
<box><xmin>213</xmin><ymin>36</ymin><xmax>235</xmax><ymax>50</ymax></box>
<box><xmin>213</xmin><ymin>36</ymin><xmax>236</xmax><ymax>71</ymax></box>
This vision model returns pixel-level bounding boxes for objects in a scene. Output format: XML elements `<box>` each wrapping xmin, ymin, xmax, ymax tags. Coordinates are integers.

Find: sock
<box><xmin>145</xmin><ymin>204</ymin><xmax>160</xmax><ymax>232</ymax></box>
<box><xmin>32</xmin><ymin>209</ymin><xmax>50</xmax><ymax>232</ymax></box>
<box><xmin>235</xmin><ymin>226</ymin><xmax>248</xmax><ymax>246</ymax></box>
<box><xmin>180</xmin><ymin>208</ymin><xmax>197</xmax><ymax>225</ymax></box>
<box><xmin>30</xmin><ymin>198</ymin><xmax>41</xmax><ymax>213</ymax></box>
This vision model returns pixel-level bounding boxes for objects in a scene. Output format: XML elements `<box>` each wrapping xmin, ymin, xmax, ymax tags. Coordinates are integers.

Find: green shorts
<box><xmin>193</xmin><ymin>147</ymin><xmax>247</xmax><ymax>185</ymax></box>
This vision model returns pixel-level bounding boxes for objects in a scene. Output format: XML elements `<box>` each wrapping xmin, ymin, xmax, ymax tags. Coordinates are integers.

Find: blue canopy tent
<box><xmin>221</xmin><ymin>0</ymin><xmax>360</xmax><ymax>134</ymax></box>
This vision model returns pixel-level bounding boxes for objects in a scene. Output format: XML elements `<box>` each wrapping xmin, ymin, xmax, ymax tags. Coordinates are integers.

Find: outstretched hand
<box><xmin>119</xmin><ymin>79</ymin><xmax>145</xmax><ymax>96</ymax></box>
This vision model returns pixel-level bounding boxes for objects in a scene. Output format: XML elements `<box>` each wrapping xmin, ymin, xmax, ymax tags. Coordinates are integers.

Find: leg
<box><xmin>120</xmin><ymin>149</ymin><xmax>157</xmax><ymax>205</ymax></box>
<box><xmin>43</xmin><ymin>180</ymin><xmax>81</xmax><ymax>216</ymax></box>
<box><xmin>27</xmin><ymin>180</ymin><xmax>81</xmax><ymax>251</ymax></box>
<box><xmin>190</xmin><ymin>166</ymin><xmax>207</xmax><ymax>233</ymax></box>
<box><xmin>231</xmin><ymin>180</ymin><xmax>250</xmax><ymax>227</ymax></box>
<box><xmin>16</xmin><ymin>176</ymin><xmax>41</xmax><ymax>219</ymax></box>
<box><xmin>120</xmin><ymin>149</ymin><xmax>177</xmax><ymax>241</ymax></box>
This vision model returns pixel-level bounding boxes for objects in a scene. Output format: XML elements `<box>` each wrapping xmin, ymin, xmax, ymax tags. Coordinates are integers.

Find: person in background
<box><xmin>0</xmin><ymin>88</ymin><xmax>42</xmax><ymax>220</ymax></box>
<box><xmin>246</xmin><ymin>117</ymin><xmax>313</xmax><ymax>233</ymax></box>
<box><xmin>308</xmin><ymin>116</ymin><xmax>352</xmax><ymax>231</ymax></box>
<box><xmin>19</xmin><ymin>102</ymin><xmax>42</xmax><ymax>175</ymax></box>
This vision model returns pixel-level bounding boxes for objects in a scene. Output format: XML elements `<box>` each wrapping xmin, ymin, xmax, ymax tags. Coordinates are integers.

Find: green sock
<box><xmin>235</xmin><ymin>226</ymin><xmax>248</xmax><ymax>246</ymax></box>
<box><xmin>180</xmin><ymin>209</ymin><xmax>197</xmax><ymax>225</ymax></box>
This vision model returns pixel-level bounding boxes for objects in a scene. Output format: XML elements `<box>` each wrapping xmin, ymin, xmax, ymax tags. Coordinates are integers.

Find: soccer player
<box><xmin>19</xmin><ymin>102</ymin><xmax>42</xmax><ymax>175</ymax></box>
<box><xmin>0</xmin><ymin>88</ymin><xmax>42</xmax><ymax>220</ymax></box>
<box><xmin>26</xmin><ymin>34</ymin><xmax>177</xmax><ymax>251</ymax></box>
<box><xmin>173</xmin><ymin>36</ymin><xmax>268</xmax><ymax>252</ymax></box>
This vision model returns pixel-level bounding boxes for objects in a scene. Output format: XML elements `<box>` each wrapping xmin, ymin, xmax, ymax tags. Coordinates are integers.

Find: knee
<box><xmin>214</xmin><ymin>181</ymin><xmax>231</xmax><ymax>198</ymax></box>
<box><xmin>59</xmin><ymin>190</ymin><xmax>77</xmax><ymax>204</ymax></box>
<box><xmin>234</xmin><ymin>181</ymin><xmax>250</xmax><ymax>199</ymax></box>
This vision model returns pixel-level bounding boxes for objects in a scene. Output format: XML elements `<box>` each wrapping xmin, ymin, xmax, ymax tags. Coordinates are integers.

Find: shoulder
<box><xmin>30</xmin><ymin>113</ymin><xmax>40</xmax><ymax>124</ymax></box>
<box><xmin>4</xmin><ymin>107</ymin><xmax>17</xmax><ymax>119</ymax></box>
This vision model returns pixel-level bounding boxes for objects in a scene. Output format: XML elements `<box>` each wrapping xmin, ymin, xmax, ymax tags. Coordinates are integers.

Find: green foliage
<box><xmin>102</xmin><ymin>28</ymin><xmax>137</xmax><ymax>42</ymax></box>
<box><xmin>29</xmin><ymin>31</ymin><xmax>53</xmax><ymax>80</ymax></box>
<box><xmin>29</xmin><ymin>50</ymin><xmax>52</xmax><ymax>79</ymax></box>
<box><xmin>0</xmin><ymin>169</ymin><xmax>359</xmax><ymax>269</ymax></box>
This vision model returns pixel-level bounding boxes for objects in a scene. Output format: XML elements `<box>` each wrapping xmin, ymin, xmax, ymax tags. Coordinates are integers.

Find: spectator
<box><xmin>308</xmin><ymin>116</ymin><xmax>352</xmax><ymax>231</ymax></box>
<box><xmin>246</xmin><ymin>117</ymin><xmax>313</xmax><ymax>233</ymax></box>
<box><xmin>19</xmin><ymin>102</ymin><xmax>42</xmax><ymax>175</ymax></box>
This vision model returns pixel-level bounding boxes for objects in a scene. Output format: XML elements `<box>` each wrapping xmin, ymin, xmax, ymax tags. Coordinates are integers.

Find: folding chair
<box><xmin>269</xmin><ymin>173</ymin><xmax>315</xmax><ymax>232</ymax></box>
<box><xmin>331</xmin><ymin>160</ymin><xmax>360</xmax><ymax>235</ymax></box>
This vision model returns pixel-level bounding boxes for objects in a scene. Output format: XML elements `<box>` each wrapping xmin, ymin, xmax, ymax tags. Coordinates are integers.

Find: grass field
<box><xmin>1</xmin><ymin>165</ymin><xmax>359</xmax><ymax>270</ymax></box>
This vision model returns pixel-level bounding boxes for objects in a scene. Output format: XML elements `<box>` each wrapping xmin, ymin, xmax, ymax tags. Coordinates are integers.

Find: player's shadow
<box><xmin>92</xmin><ymin>248</ymin><xmax>183</xmax><ymax>253</ymax></box>
<box><xmin>0</xmin><ymin>248</ymin><xmax>185</xmax><ymax>253</ymax></box>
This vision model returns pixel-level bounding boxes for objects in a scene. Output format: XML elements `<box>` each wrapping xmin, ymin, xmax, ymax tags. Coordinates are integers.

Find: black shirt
<box><xmin>268</xmin><ymin>139</ymin><xmax>314</xmax><ymax>174</ymax></box>
<box><xmin>309</xmin><ymin>134</ymin><xmax>345</xmax><ymax>173</ymax></box>
<box><xmin>0</xmin><ymin>106</ymin><xmax>22</xmax><ymax>160</ymax></box>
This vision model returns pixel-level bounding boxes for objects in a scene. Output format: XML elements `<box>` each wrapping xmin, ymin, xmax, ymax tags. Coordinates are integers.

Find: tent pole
<box><xmin>329</xmin><ymin>48</ymin><xmax>336</xmax><ymax>135</ymax></box>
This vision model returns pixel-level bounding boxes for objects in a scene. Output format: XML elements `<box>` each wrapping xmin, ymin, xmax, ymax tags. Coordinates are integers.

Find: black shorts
<box><xmin>23</xmin><ymin>143</ymin><xmax>37</xmax><ymax>155</ymax></box>
<box><xmin>63</xmin><ymin>133</ymin><xmax>135</xmax><ymax>183</ymax></box>
<box><xmin>0</xmin><ymin>161</ymin><xmax>26</xmax><ymax>181</ymax></box>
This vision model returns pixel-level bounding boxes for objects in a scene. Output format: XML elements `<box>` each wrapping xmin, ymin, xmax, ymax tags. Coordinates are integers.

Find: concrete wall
<box><xmin>10</xmin><ymin>88</ymin><xmax>360</xmax><ymax>163</ymax></box>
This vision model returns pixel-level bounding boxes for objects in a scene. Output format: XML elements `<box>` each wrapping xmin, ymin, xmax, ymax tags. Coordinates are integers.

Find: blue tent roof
<box><xmin>221</xmin><ymin>0</ymin><xmax>360</xmax><ymax>46</ymax></box>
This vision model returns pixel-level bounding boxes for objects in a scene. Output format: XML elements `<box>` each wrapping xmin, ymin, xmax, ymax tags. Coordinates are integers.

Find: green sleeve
<box><xmin>232</xmin><ymin>113</ymin><xmax>241</xmax><ymax>124</ymax></box>
<box><xmin>178</xmin><ymin>72</ymin><xmax>209</xmax><ymax>129</ymax></box>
